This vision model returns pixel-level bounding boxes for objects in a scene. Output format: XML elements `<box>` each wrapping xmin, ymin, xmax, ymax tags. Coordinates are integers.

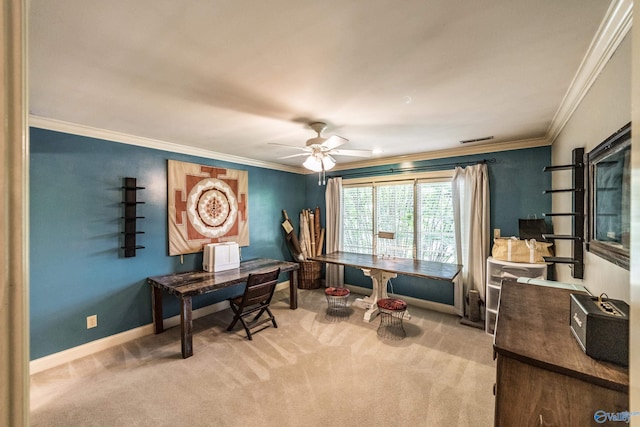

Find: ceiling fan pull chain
<box><xmin>316</xmin><ymin>166</ymin><xmax>328</xmax><ymax>186</ymax></box>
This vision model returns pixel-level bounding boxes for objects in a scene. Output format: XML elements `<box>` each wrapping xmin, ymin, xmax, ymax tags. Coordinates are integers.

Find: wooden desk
<box><xmin>147</xmin><ymin>258</ymin><xmax>299</xmax><ymax>358</ymax></box>
<box><xmin>310</xmin><ymin>251</ymin><xmax>461</xmax><ymax>321</ymax></box>
<box><xmin>494</xmin><ymin>280</ymin><xmax>628</xmax><ymax>426</ymax></box>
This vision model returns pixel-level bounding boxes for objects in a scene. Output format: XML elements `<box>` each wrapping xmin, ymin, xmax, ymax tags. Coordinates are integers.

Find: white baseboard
<box><xmin>344</xmin><ymin>284</ymin><xmax>458</xmax><ymax>316</ymax></box>
<box><xmin>30</xmin><ymin>323</ymin><xmax>156</xmax><ymax>375</ymax></box>
<box><xmin>30</xmin><ymin>282</ymin><xmax>291</xmax><ymax>374</ymax></box>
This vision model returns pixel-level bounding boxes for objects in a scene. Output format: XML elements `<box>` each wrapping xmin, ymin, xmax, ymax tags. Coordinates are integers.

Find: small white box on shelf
<box><xmin>203</xmin><ymin>242</ymin><xmax>240</xmax><ymax>272</ymax></box>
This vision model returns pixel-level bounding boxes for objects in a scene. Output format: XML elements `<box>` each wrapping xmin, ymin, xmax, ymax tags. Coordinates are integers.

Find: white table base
<box><xmin>352</xmin><ymin>268</ymin><xmax>411</xmax><ymax>322</ymax></box>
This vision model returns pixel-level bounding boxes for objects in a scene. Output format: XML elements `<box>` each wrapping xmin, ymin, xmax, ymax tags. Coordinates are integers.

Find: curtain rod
<box><xmin>328</xmin><ymin>158</ymin><xmax>496</xmax><ymax>179</ymax></box>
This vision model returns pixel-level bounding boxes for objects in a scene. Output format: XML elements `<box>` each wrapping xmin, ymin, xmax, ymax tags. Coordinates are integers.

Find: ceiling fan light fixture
<box><xmin>303</xmin><ymin>153</ymin><xmax>336</xmax><ymax>172</ymax></box>
<box><xmin>270</xmin><ymin>120</ymin><xmax>369</xmax><ymax>175</ymax></box>
<box><xmin>303</xmin><ymin>155</ymin><xmax>323</xmax><ymax>172</ymax></box>
<box><xmin>322</xmin><ymin>155</ymin><xmax>335</xmax><ymax>171</ymax></box>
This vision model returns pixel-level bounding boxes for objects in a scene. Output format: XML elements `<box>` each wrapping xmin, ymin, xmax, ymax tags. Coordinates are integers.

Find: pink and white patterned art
<box><xmin>168</xmin><ymin>160</ymin><xmax>249</xmax><ymax>255</ymax></box>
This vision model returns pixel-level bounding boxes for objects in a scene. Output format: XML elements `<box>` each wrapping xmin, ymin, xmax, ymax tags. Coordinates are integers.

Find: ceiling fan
<box><xmin>270</xmin><ymin>122</ymin><xmax>372</xmax><ymax>174</ymax></box>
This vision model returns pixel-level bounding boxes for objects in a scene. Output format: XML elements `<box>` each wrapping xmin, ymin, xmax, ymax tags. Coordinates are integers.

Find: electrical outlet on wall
<box><xmin>86</xmin><ymin>315</ymin><xmax>98</xmax><ymax>329</ymax></box>
<box><xmin>494</xmin><ymin>229</ymin><xmax>501</xmax><ymax>238</ymax></box>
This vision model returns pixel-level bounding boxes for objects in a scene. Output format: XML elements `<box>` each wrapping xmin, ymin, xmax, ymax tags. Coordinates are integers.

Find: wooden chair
<box><xmin>226</xmin><ymin>268</ymin><xmax>281</xmax><ymax>340</ymax></box>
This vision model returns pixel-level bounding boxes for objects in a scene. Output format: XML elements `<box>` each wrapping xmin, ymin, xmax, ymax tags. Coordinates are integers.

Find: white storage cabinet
<box><xmin>485</xmin><ymin>257</ymin><xmax>547</xmax><ymax>335</ymax></box>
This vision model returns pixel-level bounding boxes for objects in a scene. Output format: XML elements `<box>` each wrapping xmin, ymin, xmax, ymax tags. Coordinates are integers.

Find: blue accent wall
<box><xmin>30</xmin><ymin>127</ymin><xmax>550</xmax><ymax>359</ymax></box>
<box><xmin>29</xmin><ymin>128</ymin><xmax>305</xmax><ymax>359</ymax></box>
<box><xmin>303</xmin><ymin>146</ymin><xmax>552</xmax><ymax>305</ymax></box>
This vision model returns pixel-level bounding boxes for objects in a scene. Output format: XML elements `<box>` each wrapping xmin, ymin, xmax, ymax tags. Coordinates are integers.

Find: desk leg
<box><xmin>180</xmin><ymin>296</ymin><xmax>193</xmax><ymax>359</ymax></box>
<box><xmin>353</xmin><ymin>269</ymin><xmax>398</xmax><ymax>322</ymax></box>
<box><xmin>151</xmin><ymin>286</ymin><xmax>164</xmax><ymax>334</ymax></box>
<box><xmin>289</xmin><ymin>270</ymin><xmax>298</xmax><ymax>309</ymax></box>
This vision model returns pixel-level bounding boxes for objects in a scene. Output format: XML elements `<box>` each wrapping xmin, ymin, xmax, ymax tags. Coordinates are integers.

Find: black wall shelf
<box><xmin>542</xmin><ymin>147</ymin><xmax>585</xmax><ymax>279</ymax></box>
<box><xmin>121</xmin><ymin>177</ymin><xmax>145</xmax><ymax>257</ymax></box>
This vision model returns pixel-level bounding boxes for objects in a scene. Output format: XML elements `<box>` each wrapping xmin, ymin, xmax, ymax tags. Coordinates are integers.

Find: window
<box><xmin>342</xmin><ymin>171</ymin><xmax>456</xmax><ymax>263</ymax></box>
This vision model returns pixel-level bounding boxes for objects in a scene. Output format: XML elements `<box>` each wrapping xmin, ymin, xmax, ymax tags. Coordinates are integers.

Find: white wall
<box><xmin>629</xmin><ymin>14</ymin><xmax>639</xmax><ymax>425</ymax></box>
<box><xmin>551</xmin><ymin>34</ymin><xmax>631</xmax><ymax>301</ymax></box>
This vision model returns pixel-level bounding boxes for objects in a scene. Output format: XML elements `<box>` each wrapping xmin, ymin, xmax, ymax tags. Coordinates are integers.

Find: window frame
<box><xmin>343</xmin><ymin>170</ymin><xmax>455</xmax><ymax>261</ymax></box>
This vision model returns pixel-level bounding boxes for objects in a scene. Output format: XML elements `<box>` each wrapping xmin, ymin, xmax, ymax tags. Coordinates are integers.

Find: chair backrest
<box><xmin>240</xmin><ymin>268</ymin><xmax>281</xmax><ymax>308</ymax></box>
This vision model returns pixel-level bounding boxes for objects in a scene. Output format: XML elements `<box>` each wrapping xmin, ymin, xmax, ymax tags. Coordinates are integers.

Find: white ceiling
<box><xmin>29</xmin><ymin>0</ymin><xmax>615</xmax><ymax>171</ymax></box>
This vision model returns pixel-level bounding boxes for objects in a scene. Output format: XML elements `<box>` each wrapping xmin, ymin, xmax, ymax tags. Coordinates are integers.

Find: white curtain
<box><xmin>452</xmin><ymin>163</ymin><xmax>490</xmax><ymax>315</ymax></box>
<box><xmin>325</xmin><ymin>177</ymin><xmax>344</xmax><ymax>287</ymax></box>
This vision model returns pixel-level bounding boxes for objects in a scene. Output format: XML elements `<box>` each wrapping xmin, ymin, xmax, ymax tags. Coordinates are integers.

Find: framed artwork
<box><xmin>168</xmin><ymin>159</ymin><xmax>249</xmax><ymax>255</ymax></box>
<box><xmin>586</xmin><ymin>122</ymin><xmax>631</xmax><ymax>270</ymax></box>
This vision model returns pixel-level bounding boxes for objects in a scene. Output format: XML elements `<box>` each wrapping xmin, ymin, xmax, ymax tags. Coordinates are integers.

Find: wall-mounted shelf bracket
<box><xmin>121</xmin><ymin>177</ymin><xmax>145</xmax><ymax>257</ymax></box>
<box><xmin>542</xmin><ymin>148</ymin><xmax>584</xmax><ymax>279</ymax></box>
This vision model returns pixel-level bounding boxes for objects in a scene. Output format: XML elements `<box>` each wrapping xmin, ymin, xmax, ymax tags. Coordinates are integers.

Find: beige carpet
<box><xmin>30</xmin><ymin>288</ymin><xmax>496</xmax><ymax>426</ymax></box>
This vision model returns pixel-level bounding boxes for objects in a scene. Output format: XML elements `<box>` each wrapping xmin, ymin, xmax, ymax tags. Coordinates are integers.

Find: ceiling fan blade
<box><xmin>330</xmin><ymin>148</ymin><xmax>372</xmax><ymax>157</ymax></box>
<box><xmin>279</xmin><ymin>153</ymin><xmax>311</xmax><ymax>159</ymax></box>
<box><xmin>268</xmin><ymin>142</ymin><xmax>310</xmax><ymax>151</ymax></box>
<box><xmin>321</xmin><ymin>135</ymin><xmax>348</xmax><ymax>150</ymax></box>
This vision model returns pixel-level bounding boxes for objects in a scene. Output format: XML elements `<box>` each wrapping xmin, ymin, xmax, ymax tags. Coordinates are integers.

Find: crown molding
<box><xmin>32</xmin><ymin>115</ymin><xmax>548</xmax><ymax>176</ymax></box>
<box><xmin>546</xmin><ymin>0</ymin><xmax>633</xmax><ymax>143</ymax></box>
<box><xmin>329</xmin><ymin>137</ymin><xmax>551</xmax><ymax>172</ymax></box>
<box><xmin>29</xmin><ymin>115</ymin><xmax>305</xmax><ymax>174</ymax></box>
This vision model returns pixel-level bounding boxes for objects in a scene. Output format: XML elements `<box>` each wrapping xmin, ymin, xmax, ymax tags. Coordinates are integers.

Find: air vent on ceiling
<box><xmin>460</xmin><ymin>136</ymin><xmax>494</xmax><ymax>144</ymax></box>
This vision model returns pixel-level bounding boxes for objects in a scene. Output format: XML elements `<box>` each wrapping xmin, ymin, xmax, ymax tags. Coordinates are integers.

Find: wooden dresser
<box><xmin>493</xmin><ymin>280</ymin><xmax>628</xmax><ymax>426</ymax></box>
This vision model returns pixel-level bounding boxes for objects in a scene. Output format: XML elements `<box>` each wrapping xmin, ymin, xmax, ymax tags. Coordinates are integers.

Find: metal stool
<box><xmin>325</xmin><ymin>287</ymin><xmax>351</xmax><ymax>318</ymax></box>
<box><xmin>376</xmin><ymin>298</ymin><xmax>407</xmax><ymax>339</ymax></box>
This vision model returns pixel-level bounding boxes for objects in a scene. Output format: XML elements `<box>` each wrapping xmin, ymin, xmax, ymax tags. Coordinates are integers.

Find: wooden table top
<box><xmin>494</xmin><ymin>280</ymin><xmax>628</xmax><ymax>392</ymax></box>
<box><xmin>310</xmin><ymin>251</ymin><xmax>461</xmax><ymax>282</ymax></box>
<box><xmin>147</xmin><ymin>258</ymin><xmax>299</xmax><ymax>297</ymax></box>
